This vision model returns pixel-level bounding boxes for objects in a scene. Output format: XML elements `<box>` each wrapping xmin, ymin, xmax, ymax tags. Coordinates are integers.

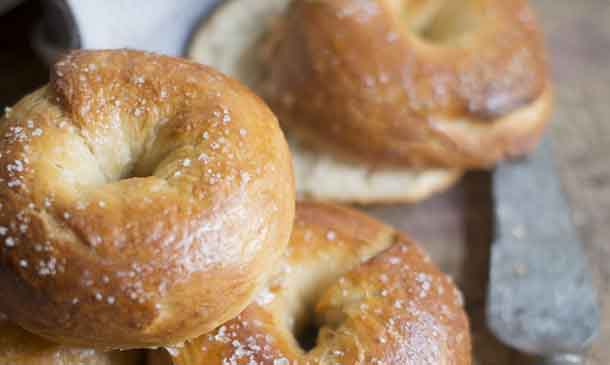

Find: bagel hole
<box><xmin>293</xmin><ymin>301</ymin><xmax>345</xmax><ymax>352</ymax></box>
<box><xmin>114</xmin><ymin>147</ymin><xmax>170</xmax><ymax>182</ymax></box>
<box><xmin>290</xmin><ymin>301</ymin><xmax>322</xmax><ymax>353</ymax></box>
<box><xmin>399</xmin><ymin>0</ymin><xmax>481</xmax><ymax>45</ymax></box>
<box><xmin>118</xmin><ymin>162</ymin><xmax>154</xmax><ymax>180</ymax></box>
<box><xmin>295</xmin><ymin>316</ymin><xmax>320</xmax><ymax>352</ymax></box>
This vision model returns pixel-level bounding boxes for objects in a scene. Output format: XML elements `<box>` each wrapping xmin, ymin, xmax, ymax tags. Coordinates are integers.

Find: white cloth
<box><xmin>66</xmin><ymin>0</ymin><xmax>220</xmax><ymax>56</ymax></box>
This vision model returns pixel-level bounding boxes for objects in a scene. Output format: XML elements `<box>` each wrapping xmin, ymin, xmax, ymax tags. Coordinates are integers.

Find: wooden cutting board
<box><xmin>0</xmin><ymin>1</ymin><xmax>608</xmax><ymax>364</ymax></box>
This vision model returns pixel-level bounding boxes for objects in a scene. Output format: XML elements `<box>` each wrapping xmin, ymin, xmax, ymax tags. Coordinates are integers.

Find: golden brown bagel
<box><xmin>151</xmin><ymin>202</ymin><xmax>471</xmax><ymax>364</ymax></box>
<box><xmin>0</xmin><ymin>318</ymin><xmax>141</xmax><ymax>365</ymax></box>
<box><xmin>0</xmin><ymin>50</ymin><xmax>295</xmax><ymax>349</ymax></box>
<box><xmin>262</xmin><ymin>0</ymin><xmax>552</xmax><ymax>168</ymax></box>
<box><xmin>189</xmin><ymin>0</ymin><xmax>462</xmax><ymax>204</ymax></box>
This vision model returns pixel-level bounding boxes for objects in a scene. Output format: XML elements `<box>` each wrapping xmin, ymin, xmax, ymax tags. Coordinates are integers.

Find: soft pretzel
<box><xmin>263</xmin><ymin>0</ymin><xmax>552</xmax><ymax>168</ymax></box>
<box><xmin>0</xmin><ymin>50</ymin><xmax>295</xmax><ymax>349</ymax></box>
<box><xmin>151</xmin><ymin>202</ymin><xmax>471</xmax><ymax>364</ymax></box>
<box><xmin>0</xmin><ymin>318</ymin><xmax>140</xmax><ymax>365</ymax></box>
<box><xmin>189</xmin><ymin>0</ymin><xmax>462</xmax><ymax>204</ymax></box>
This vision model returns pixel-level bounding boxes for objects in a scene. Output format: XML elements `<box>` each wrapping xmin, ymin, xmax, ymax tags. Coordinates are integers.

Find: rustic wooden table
<box><xmin>0</xmin><ymin>1</ymin><xmax>607</xmax><ymax>364</ymax></box>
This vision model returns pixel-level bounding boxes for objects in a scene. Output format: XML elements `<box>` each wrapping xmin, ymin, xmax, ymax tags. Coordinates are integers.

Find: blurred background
<box><xmin>0</xmin><ymin>1</ymin><xmax>608</xmax><ymax>364</ymax></box>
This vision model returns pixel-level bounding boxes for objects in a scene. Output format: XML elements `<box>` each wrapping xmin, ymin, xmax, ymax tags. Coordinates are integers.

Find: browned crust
<box><xmin>0</xmin><ymin>50</ymin><xmax>295</xmax><ymax>349</ymax></box>
<box><xmin>188</xmin><ymin>0</ymin><xmax>465</xmax><ymax>204</ymax></box>
<box><xmin>264</xmin><ymin>0</ymin><xmax>552</xmax><ymax>168</ymax></box>
<box><xmin>153</xmin><ymin>202</ymin><xmax>471</xmax><ymax>364</ymax></box>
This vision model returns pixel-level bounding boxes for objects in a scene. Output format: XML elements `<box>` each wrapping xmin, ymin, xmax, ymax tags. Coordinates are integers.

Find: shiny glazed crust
<box><xmin>0</xmin><ymin>319</ymin><xmax>140</xmax><ymax>365</ymax></box>
<box><xmin>0</xmin><ymin>50</ymin><xmax>295</xmax><ymax>349</ymax></box>
<box><xmin>152</xmin><ymin>202</ymin><xmax>471</xmax><ymax>364</ymax></box>
<box><xmin>264</xmin><ymin>0</ymin><xmax>552</xmax><ymax>167</ymax></box>
<box><xmin>188</xmin><ymin>0</ymin><xmax>462</xmax><ymax>204</ymax></box>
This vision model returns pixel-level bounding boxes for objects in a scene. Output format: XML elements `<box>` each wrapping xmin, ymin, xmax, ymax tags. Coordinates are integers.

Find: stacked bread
<box><xmin>190</xmin><ymin>0</ymin><xmax>551</xmax><ymax>203</ymax></box>
<box><xmin>0</xmin><ymin>49</ymin><xmax>469</xmax><ymax>365</ymax></box>
<box><xmin>0</xmin><ymin>0</ymin><xmax>552</xmax><ymax>363</ymax></box>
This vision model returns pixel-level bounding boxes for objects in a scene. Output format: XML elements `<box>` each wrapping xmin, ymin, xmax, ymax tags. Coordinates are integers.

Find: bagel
<box><xmin>189</xmin><ymin>0</ymin><xmax>462</xmax><ymax>204</ymax></box>
<box><xmin>190</xmin><ymin>0</ymin><xmax>551</xmax><ymax>178</ymax></box>
<box><xmin>151</xmin><ymin>202</ymin><xmax>471</xmax><ymax>364</ymax></box>
<box><xmin>0</xmin><ymin>318</ymin><xmax>141</xmax><ymax>365</ymax></box>
<box><xmin>264</xmin><ymin>0</ymin><xmax>552</xmax><ymax>168</ymax></box>
<box><xmin>0</xmin><ymin>50</ymin><xmax>295</xmax><ymax>349</ymax></box>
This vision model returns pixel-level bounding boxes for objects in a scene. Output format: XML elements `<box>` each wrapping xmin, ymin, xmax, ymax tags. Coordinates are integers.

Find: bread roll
<box><xmin>264</xmin><ymin>0</ymin><xmax>552</xmax><ymax>168</ymax></box>
<box><xmin>151</xmin><ymin>202</ymin><xmax>471</xmax><ymax>364</ymax></box>
<box><xmin>0</xmin><ymin>49</ymin><xmax>295</xmax><ymax>349</ymax></box>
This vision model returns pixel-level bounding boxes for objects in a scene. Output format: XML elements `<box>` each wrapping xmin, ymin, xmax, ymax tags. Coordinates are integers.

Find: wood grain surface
<box><xmin>0</xmin><ymin>1</ymin><xmax>608</xmax><ymax>364</ymax></box>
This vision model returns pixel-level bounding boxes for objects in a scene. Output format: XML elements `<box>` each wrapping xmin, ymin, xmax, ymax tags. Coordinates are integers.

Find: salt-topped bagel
<box><xmin>263</xmin><ymin>0</ymin><xmax>552</xmax><ymax>167</ymax></box>
<box><xmin>152</xmin><ymin>202</ymin><xmax>471</xmax><ymax>364</ymax></box>
<box><xmin>0</xmin><ymin>50</ymin><xmax>295</xmax><ymax>349</ymax></box>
